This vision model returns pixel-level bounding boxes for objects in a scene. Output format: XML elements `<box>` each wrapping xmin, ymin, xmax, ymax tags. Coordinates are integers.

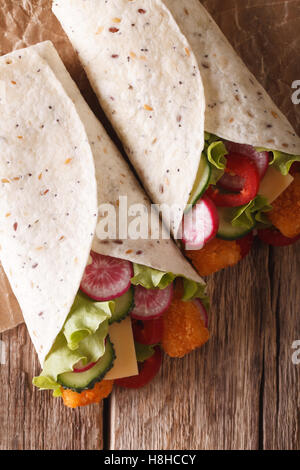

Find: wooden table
<box><xmin>0</xmin><ymin>0</ymin><xmax>299</xmax><ymax>450</ymax></box>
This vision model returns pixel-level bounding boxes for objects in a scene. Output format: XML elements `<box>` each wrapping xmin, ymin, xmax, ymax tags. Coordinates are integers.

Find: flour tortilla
<box><xmin>0</xmin><ymin>41</ymin><xmax>203</xmax><ymax>360</ymax></box>
<box><xmin>53</xmin><ymin>0</ymin><xmax>300</xmax><ymax>229</ymax></box>
<box><xmin>35</xmin><ymin>42</ymin><xmax>202</xmax><ymax>283</ymax></box>
<box><xmin>52</xmin><ymin>0</ymin><xmax>205</xmax><ymax>235</ymax></box>
<box><xmin>163</xmin><ymin>0</ymin><xmax>300</xmax><ymax>155</ymax></box>
<box><xmin>0</xmin><ymin>48</ymin><xmax>98</xmax><ymax>363</ymax></box>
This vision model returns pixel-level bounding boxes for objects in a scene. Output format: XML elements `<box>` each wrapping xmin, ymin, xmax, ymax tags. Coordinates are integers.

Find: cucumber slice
<box><xmin>110</xmin><ymin>287</ymin><xmax>134</xmax><ymax>324</ymax></box>
<box><xmin>187</xmin><ymin>155</ymin><xmax>211</xmax><ymax>207</ymax></box>
<box><xmin>58</xmin><ymin>338</ymin><xmax>115</xmax><ymax>392</ymax></box>
<box><xmin>217</xmin><ymin>207</ymin><xmax>255</xmax><ymax>240</ymax></box>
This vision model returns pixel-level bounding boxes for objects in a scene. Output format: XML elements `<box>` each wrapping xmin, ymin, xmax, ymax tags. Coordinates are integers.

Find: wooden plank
<box><xmin>0</xmin><ymin>325</ymin><xmax>103</xmax><ymax>450</ymax></box>
<box><xmin>0</xmin><ymin>0</ymin><xmax>108</xmax><ymax>451</ymax></box>
<box><xmin>110</xmin><ymin>243</ymin><xmax>271</xmax><ymax>450</ymax></box>
<box><xmin>0</xmin><ymin>0</ymin><xmax>299</xmax><ymax>451</ymax></box>
<box><xmin>110</xmin><ymin>247</ymin><xmax>299</xmax><ymax>451</ymax></box>
<box><xmin>262</xmin><ymin>246</ymin><xmax>300</xmax><ymax>450</ymax></box>
<box><xmin>110</xmin><ymin>0</ymin><xmax>300</xmax><ymax>449</ymax></box>
<box><xmin>202</xmin><ymin>0</ymin><xmax>300</xmax><ymax>450</ymax></box>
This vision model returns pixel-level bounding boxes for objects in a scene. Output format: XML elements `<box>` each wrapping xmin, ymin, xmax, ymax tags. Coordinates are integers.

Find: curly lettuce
<box><xmin>63</xmin><ymin>293</ymin><xmax>114</xmax><ymax>350</ymax></box>
<box><xmin>256</xmin><ymin>147</ymin><xmax>300</xmax><ymax>176</ymax></box>
<box><xmin>33</xmin><ymin>293</ymin><xmax>113</xmax><ymax>396</ymax></box>
<box><xmin>131</xmin><ymin>264</ymin><xmax>176</xmax><ymax>290</ymax></box>
<box><xmin>231</xmin><ymin>195</ymin><xmax>272</xmax><ymax>230</ymax></box>
<box><xmin>182</xmin><ymin>279</ymin><xmax>210</xmax><ymax>311</ymax></box>
<box><xmin>204</xmin><ymin>132</ymin><xmax>228</xmax><ymax>184</ymax></box>
<box><xmin>205</xmin><ymin>133</ymin><xmax>299</xmax><ymax>178</ymax></box>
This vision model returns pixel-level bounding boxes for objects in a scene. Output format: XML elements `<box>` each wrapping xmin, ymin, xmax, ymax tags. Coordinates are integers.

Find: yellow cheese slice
<box><xmin>259</xmin><ymin>167</ymin><xmax>294</xmax><ymax>204</ymax></box>
<box><xmin>104</xmin><ymin>316</ymin><xmax>138</xmax><ymax>380</ymax></box>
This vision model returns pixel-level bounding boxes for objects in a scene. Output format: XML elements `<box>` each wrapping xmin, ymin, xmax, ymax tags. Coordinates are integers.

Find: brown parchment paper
<box><xmin>0</xmin><ymin>0</ymin><xmax>300</xmax><ymax>332</ymax></box>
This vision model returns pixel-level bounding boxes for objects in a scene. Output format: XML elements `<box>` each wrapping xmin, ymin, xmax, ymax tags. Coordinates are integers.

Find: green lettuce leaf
<box><xmin>256</xmin><ymin>147</ymin><xmax>300</xmax><ymax>176</ymax></box>
<box><xmin>206</xmin><ymin>141</ymin><xmax>228</xmax><ymax>170</ymax></box>
<box><xmin>131</xmin><ymin>264</ymin><xmax>176</xmax><ymax>290</ymax></box>
<box><xmin>63</xmin><ymin>293</ymin><xmax>114</xmax><ymax>350</ymax></box>
<box><xmin>204</xmin><ymin>133</ymin><xmax>228</xmax><ymax>184</ymax></box>
<box><xmin>33</xmin><ymin>293</ymin><xmax>113</xmax><ymax>396</ymax></box>
<box><xmin>182</xmin><ymin>279</ymin><xmax>210</xmax><ymax>311</ymax></box>
<box><xmin>204</xmin><ymin>132</ymin><xmax>221</xmax><ymax>145</ymax></box>
<box><xmin>135</xmin><ymin>342</ymin><xmax>156</xmax><ymax>363</ymax></box>
<box><xmin>231</xmin><ymin>195</ymin><xmax>272</xmax><ymax>230</ymax></box>
<box><xmin>131</xmin><ymin>265</ymin><xmax>209</xmax><ymax>310</ymax></box>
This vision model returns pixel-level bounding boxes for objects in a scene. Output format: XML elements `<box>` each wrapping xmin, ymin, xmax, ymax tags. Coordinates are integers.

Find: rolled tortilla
<box><xmin>53</xmin><ymin>0</ymin><xmax>300</xmax><ymax>229</ymax></box>
<box><xmin>37</xmin><ymin>42</ymin><xmax>201</xmax><ymax>281</ymax></box>
<box><xmin>163</xmin><ymin>0</ymin><xmax>300</xmax><ymax>154</ymax></box>
<box><xmin>0</xmin><ymin>41</ymin><xmax>203</xmax><ymax>365</ymax></box>
<box><xmin>0</xmin><ymin>47</ymin><xmax>98</xmax><ymax>363</ymax></box>
<box><xmin>52</xmin><ymin>0</ymin><xmax>205</xmax><ymax>235</ymax></box>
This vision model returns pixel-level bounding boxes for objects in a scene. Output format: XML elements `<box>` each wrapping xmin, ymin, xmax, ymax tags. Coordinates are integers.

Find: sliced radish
<box><xmin>131</xmin><ymin>284</ymin><xmax>173</xmax><ymax>320</ymax></box>
<box><xmin>182</xmin><ymin>195</ymin><xmax>219</xmax><ymax>250</ymax></box>
<box><xmin>193</xmin><ymin>299</ymin><xmax>209</xmax><ymax>328</ymax></box>
<box><xmin>80</xmin><ymin>251</ymin><xmax>133</xmax><ymax>301</ymax></box>
<box><xmin>218</xmin><ymin>142</ymin><xmax>269</xmax><ymax>192</ymax></box>
<box><xmin>73</xmin><ymin>360</ymin><xmax>96</xmax><ymax>373</ymax></box>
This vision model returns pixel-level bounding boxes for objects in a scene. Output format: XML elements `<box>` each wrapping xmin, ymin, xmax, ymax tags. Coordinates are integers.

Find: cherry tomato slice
<box><xmin>236</xmin><ymin>232</ymin><xmax>254</xmax><ymax>259</ymax></box>
<box><xmin>132</xmin><ymin>318</ymin><xmax>164</xmax><ymax>345</ymax></box>
<box><xmin>207</xmin><ymin>153</ymin><xmax>260</xmax><ymax>207</ymax></box>
<box><xmin>115</xmin><ymin>347</ymin><xmax>162</xmax><ymax>389</ymax></box>
<box><xmin>258</xmin><ymin>228</ymin><xmax>300</xmax><ymax>247</ymax></box>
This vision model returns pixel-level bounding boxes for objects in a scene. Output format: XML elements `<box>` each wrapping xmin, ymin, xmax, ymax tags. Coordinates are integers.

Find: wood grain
<box><xmin>0</xmin><ymin>0</ymin><xmax>299</xmax><ymax>451</ymax></box>
<box><xmin>110</xmin><ymin>243</ymin><xmax>266</xmax><ymax>450</ymax></box>
<box><xmin>0</xmin><ymin>0</ymin><xmax>114</xmax><ymax>451</ymax></box>
<box><xmin>109</xmin><ymin>0</ymin><xmax>300</xmax><ymax>451</ymax></box>
<box><xmin>110</xmin><ymin>243</ymin><xmax>299</xmax><ymax>450</ymax></box>
<box><xmin>262</xmin><ymin>246</ymin><xmax>300</xmax><ymax>450</ymax></box>
<box><xmin>0</xmin><ymin>325</ymin><xmax>103</xmax><ymax>450</ymax></box>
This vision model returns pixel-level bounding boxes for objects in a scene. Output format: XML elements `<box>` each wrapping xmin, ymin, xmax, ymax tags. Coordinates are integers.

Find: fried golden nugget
<box><xmin>185</xmin><ymin>237</ymin><xmax>241</xmax><ymax>276</ymax></box>
<box><xmin>268</xmin><ymin>173</ymin><xmax>300</xmax><ymax>238</ymax></box>
<box><xmin>162</xmin><ymin>298</ymin><xmax>209</xmax><ymax>358</ymax></box>
<box><xmin>61</xmin><ymin>380</ymin><xmax>114</xmax><ymax>408</ymax></box>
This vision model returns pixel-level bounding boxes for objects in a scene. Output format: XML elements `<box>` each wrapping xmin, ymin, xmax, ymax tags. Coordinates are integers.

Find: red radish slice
<box><xmin>131</xmin><ymin>284</ymin><xmax>173</xmax><ymax>320</ymax></box>
<box><xmin>182</xmin><ymin>196</ymin><xmax>219</xmax><ymax>250</ymax></box>
<box><xmin>80</xmin><ymin>252</ymin><xmax>133</xmax><ymax>301</ymax></box>
<box><xmin>193</xmin><ymin>299</ymin><xmax>209</xmax><ymax>328</ymax></box>
<box><xmin>73</xmin><ymin>361</ymin><xmax>96</xmax><ymax>373</ymax></box>
<box><xmin>218</xmin><ymin>142</ymin><xmax>269</xmax><ymax>192</ymax></box>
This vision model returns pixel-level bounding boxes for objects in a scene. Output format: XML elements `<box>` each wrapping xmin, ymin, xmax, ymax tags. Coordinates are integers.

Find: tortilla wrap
<box><xmin>52</xmin><ymin>0</ymin><xmax>205</xmax><ymax>235</ymax></box>
<box><xmin>0</xmin><ymin>41</ymin><xmax>203</xmax><ymax>364</ymax></box>
<box><xmin>37</xmin><ymin>42</ymin><xmax>201</xmax><ymax>281</ymax></box>
<box><xmin>0</xmin><ymin>46</ymin><xmax>98</xmax><ymax>363</ymax></box>
<box><xmin>163</xmin><ymin>0</ymin><xmax>300</xmax><ymax>154</ymax></box>
<box><xmin>53</xmin><ymin>0</ymin><xmax>300</xmax><ymax>228</ymax></box>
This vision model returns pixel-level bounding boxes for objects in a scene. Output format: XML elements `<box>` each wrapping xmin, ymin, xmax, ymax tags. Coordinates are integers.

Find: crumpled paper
<box><xmin>0</xmin><ymin>0</ymin><xmax>299</xmax><ymax>332</ymax></box>
<box><xmin>202</xmin><ymin>0</ymin><xmax>300</xmax><ymax>131</ymax></box>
